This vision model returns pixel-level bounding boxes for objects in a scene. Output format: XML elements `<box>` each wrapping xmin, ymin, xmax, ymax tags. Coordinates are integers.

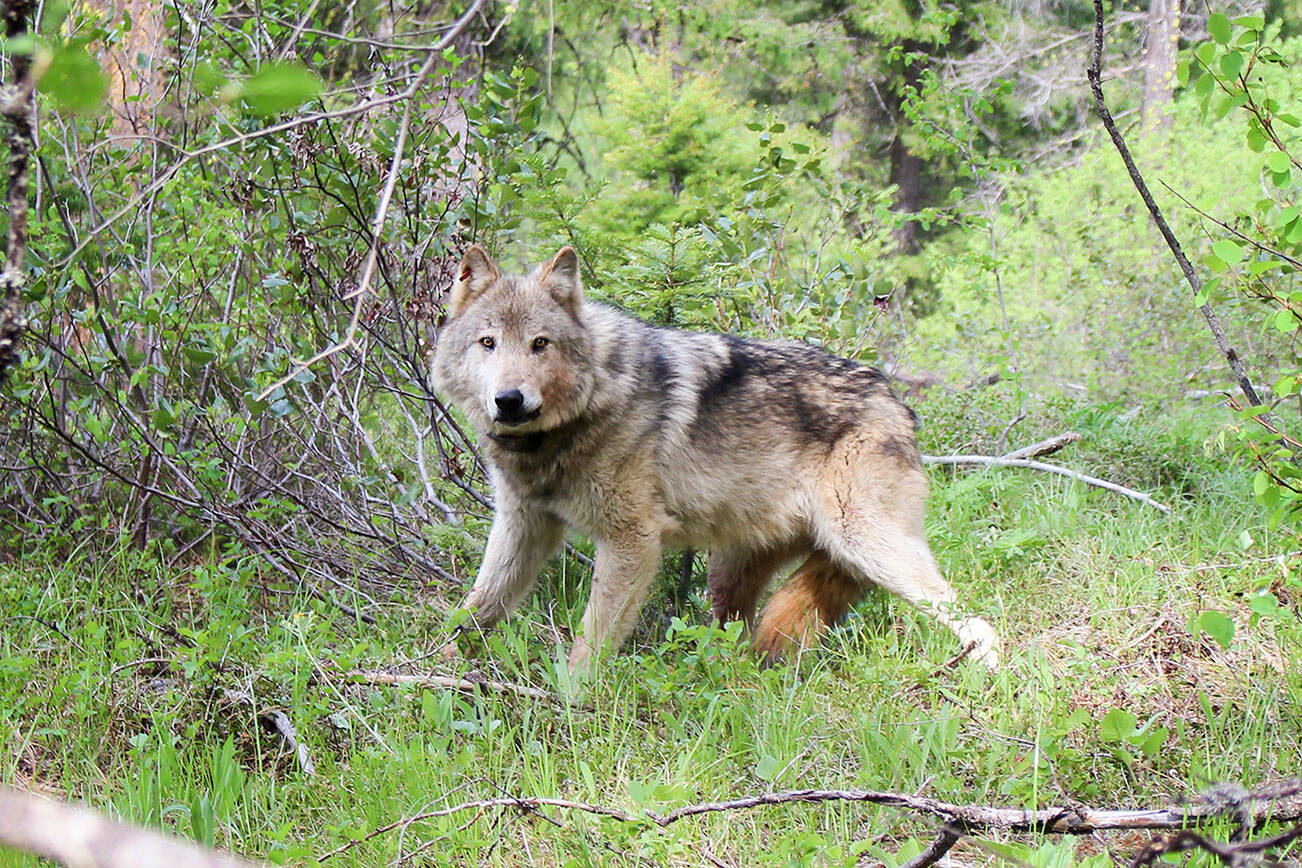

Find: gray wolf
<box><xmin>430</xmin><ymin>245</ymin><xmax>999</xmax><ymax>673</ymax></box>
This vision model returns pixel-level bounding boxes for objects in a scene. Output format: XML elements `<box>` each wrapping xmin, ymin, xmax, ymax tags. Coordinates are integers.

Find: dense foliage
<box><xmin>1</xmin><ymin>0</ymin><xmax>1301</xmax><ymax>866</ymax></box>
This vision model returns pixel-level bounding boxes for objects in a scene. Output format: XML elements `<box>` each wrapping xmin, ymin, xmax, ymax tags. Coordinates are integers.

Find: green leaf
<box><xmin>238</xmin><ymin>62</ymin><xmax>322</xmax><ymax>116</ymax></box>
<box><xmin>184</xmin><ymin>346</ymin><xmax>216</xmax><ymax>365</ymax></box>
<box><xmin>1211</xmin><ymin>239</ymin><xmax>1243</xmax><ymax>263</ymax></box>
<box><xmin>755</xmin><ymin>754</ymin><xmax>782</xmax><ymax>781</ymax></box>
<box><xmin>192</xmin><ymin>60</ymin><xmax>227</xmax><ymax>97</ymax></box>
<box><xmin>1267</xmin><ymin>151</ymin><xmax>1292</xmax><ymax>173</ymax></box>
<box><xmin>3</xmin><ymin>34</ymin><xmax>35</xmax><ymax>54</ymax></box>
<box><xmin>628</xmin><ymin>779</ymin><xmax>654</xmax><ymax>806</ymax></box>
<box><xmin>1208</xmin><ymin>13</ymin><xmax>1232</xmax><ymax>45</ymax></box>
<box><xmin>1099</xmin><ymin>708</ymin><xmax>1138</xmax><ymax>742</ymax></box>
<box><xmin>1220</xmin><ymin>51</ymin><xmax>1244</xmax><ymax>79</ymax></box>
<box><xmin>1274</xmin><ymin>308</ymin><xmax>1298</xmax><ymax>333</ymax></box>
<box><xmin>40</xmin><ymin>42</ymin><xmax>108</xmax><ymax>113</ymax></box>
<box><xmin>1248</xmin><ymin>592</ymin><xmax>1281</xmax><ymax>617</ymax></box>
<box><xmin>1192</xmin><ymin>610</ymin><xmax>1235</xmax><ymax>650</ymax></box>
<box><xmin>1139</xmin><ymin>726</ymin><xmax>1169</xmax><ymax>758</ymax></box>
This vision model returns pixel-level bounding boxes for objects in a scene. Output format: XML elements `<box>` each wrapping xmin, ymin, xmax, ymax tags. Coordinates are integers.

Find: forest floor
<box><xmin>2</xmin><ymin>397</ymin><xmax>1300</xmax><ymax>867</ymax></box>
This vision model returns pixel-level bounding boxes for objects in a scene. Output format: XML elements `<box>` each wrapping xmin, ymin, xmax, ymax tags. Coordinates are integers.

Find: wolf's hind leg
<box><xmin>462</xmin><ymin>509</ymin><xmax>566</xmax><ymax>629</ymax></box>
<box><xmin>708</xmin><ymin>544</ymin><xmax>799</xmax><ymax>630</ymax></box>
<box><xmin>812</xmin><ymin>445</ymin><xmax>1000</xmax><ymax>667</ymax></box>
<box><xmin>752</xmin><ymin>552</ymin><xmax>864</xmax><ymax>663</ymax></box>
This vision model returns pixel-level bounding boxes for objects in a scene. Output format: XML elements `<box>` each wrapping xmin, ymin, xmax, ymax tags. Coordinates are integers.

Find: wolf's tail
<box><xmin>752</xmin><ymin>552</ymin><xmax>864</xmax><ymax>663</ymax></box>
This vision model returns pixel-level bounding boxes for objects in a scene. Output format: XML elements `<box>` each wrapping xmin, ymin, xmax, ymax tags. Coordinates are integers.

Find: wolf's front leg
<box><xmin>462</xmin><ymin>508</ymin><xmax>566</xmax><ymax>630</ymax></box>
<box><xmin>568</xmin><ymin>528</ymin><xmax>663</xmax><ymax>674</ymax></box>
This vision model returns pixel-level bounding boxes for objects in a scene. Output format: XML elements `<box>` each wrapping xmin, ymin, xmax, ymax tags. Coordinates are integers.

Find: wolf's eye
<box><xmin>531</xmin><ymin>337</ymin><xmax>549</xmax><ymax>352</ymax></box>
<box><xmin>479</xmin><ymin>336</ymin><xmax>495</xmax><ymax>350</ymax></box>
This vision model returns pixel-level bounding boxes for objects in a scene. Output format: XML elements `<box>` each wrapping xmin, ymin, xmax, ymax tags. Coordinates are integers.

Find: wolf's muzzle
<box><xmin>493</xmin><ymin>389</ymin><xmax>541</xmax><ymax>426</ymax></box>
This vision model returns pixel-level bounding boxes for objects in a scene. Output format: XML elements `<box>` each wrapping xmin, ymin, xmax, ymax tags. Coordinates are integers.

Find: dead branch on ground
<box><xmin>0</xmin><ymin>786</ymin><xmax>263</xmax><ymax>868</ymax></box>
<box><xmin>1002</xmin><ymin>432</ymin><xmax>1082</xmax><ymax>460</ymax></box>
<box><xmin>920</xmin><ymin>453</ymin><xmax>1171</xmax><ymax>514</ymax></box>
<box><xmin>350</xmin><ymin>670</ymin><xmax>578</xmax><ymax>710</ymax></box>
<box><xmin>314</xmin><ymin>778</ymin><xmax>1302</xmax><ymax>866</ymax></box>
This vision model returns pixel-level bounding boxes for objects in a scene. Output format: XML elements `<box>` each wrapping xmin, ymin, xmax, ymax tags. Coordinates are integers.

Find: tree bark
<box><xmin>885</xmin><ymin>47</ymin><xmax>929</xmax><ymax>256</ymax></box>
<box><xmin>0</xmin><ymin>0</ymin><xmax>35</xmax><ymax>384</ymax></box>
<box><xmin>1139</xmin><ymin>0</ymin><xmax>1181</xmax><ymax>131</ymax></box>
<box><xmin>0</xmin><ymin>787</ymin><xmax>263</xmax><ymax>868</ymax></box>
<box><xmin>99</xmin><ymin>0</ymin><xmax>171</xmax><ymax>138</ymax></box>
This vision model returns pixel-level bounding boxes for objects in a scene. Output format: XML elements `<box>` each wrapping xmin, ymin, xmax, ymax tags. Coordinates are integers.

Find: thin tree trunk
<box><xmin>1140</xmin><ymin>0</ymin><xmax>1181</xmax><ymax>131</ymax></box>
<box><xmin>885</xmin><ymin>47</ymin><xmax>928</xmax><ymax>256</ymax></box>
<box><xmin>0</xmin><ymin>0</ymin><xmax>35</xmax><ymax>383</ymax></box>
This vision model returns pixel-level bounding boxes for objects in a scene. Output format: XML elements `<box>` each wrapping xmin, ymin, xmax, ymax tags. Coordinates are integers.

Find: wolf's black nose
<box><xmin>494</xmin><ymin>389</ymin><xmax>525</xmax><ymax>413</ymax></box>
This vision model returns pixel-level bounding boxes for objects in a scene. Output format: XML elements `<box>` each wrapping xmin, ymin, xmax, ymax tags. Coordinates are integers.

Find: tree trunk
<box><xmin>885</xmin><ymin>47</ymin><xmax>928</xmax><ymax>256</ymax></box>
<box><xmin>1139</xmin><ymin>0</ymin><xmax>1180</xmax><ymax>131</ymax></box>
<box><xmin>97</xmin><ymin>0</ymin><xmax>171</xmax><ymax>137</ymax></box>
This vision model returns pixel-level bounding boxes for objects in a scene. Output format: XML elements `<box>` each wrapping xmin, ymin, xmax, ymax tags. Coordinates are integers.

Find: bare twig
<box><xmin>1087</xmin><ymin>0</ymin><xmax>1271</xmax><ymax>421</ymax></box>
<box><xmin>254</xmin><ymin>0</ymin><xmax>486</xmax><ymax>401</ymax></box>
<box><xmin>645</xmin><ymin>781</ymin><xmax>1302</xmax><ymax>829</ymax></box>
<box><xmin>1128</xmin><ymin>824</ymin><xmax>1302</xmax><ymax>868</ymax></box>
<box><xmin>0</xmin><ymin>786</ymin><xmax>263</xmax><ymax>868</ymax></box>
<box><xmin>1002</xmin><ymin>432</ymin><xmax>1082</xmax><ymax>461</ymax></box>
<box><xmin>52</xmin><ymin>0</ymin><xmax>486</xmax><ymax>278</ymax></box>
<box><xmin>316</xmin><ymin>795</ymin><xmax>639</xmax><ymax>861</ymax></box>
<box><xmin>349</xmin><ymin>670</ymin><xmax>576</xmax><ymax>709</ymax></box>
<box><xmin>899</xmin><ymin>825</ymin><xmax>963</xmax><ymax>868</ymax></box>
<box><xmin>315</xmin><ymin>779</ymin><xmax>1302</xmax><ymax>865</ymax></box>
<box><xmin>921</xmin><ymin>454</ymin><xmax>1171</xmax><ymax>514</ymax></box>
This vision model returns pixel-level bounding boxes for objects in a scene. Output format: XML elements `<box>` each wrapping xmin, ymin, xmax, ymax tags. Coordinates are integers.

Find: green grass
<box><xmin>2</xmin><ymin>405</ymin><xmax>1300</xmax><ymax>866</ymax></box>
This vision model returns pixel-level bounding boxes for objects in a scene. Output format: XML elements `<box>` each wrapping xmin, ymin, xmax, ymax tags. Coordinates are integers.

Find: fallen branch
<box><xmin>316</xmin><ymin>795</ymin><xmax>639</xmax><ymax>861</ymax></box>
<box><xmin>899</xmin><ymin>825</ymin><xmax>962</xmax><ymax>868</ymax></box>
<box><xmin>314</xmin><ymin>780</ymin><xmax>1302</xmax><ymax>865</ymax></box>
<box><xmin>0</xmin><ymin>786</ymin><xmax>263</xmax><ymax>868</ymax></box>
<box><xmin>644</xmin><ymin>785</ymin><xmax>1302</xmax><ymax>828</ymax></box>
<box><xmin>221</xmin><ymin>688</ymin><xmax>316</xmax><ymax>776</ymax></box>
<box><xmin>350</xmin><ymin>670</ymin><xmax>575</xmax><ymax>709</ymax></box>
<box><xmin>921</xmin><ymin>454</ymin><xmax>1171</xmax><ymax>514</ymax></box>
<box><xmin>1002</xmin><ymin>432</ymin><xmax>1082</xmax><ymax>461</ymax></box>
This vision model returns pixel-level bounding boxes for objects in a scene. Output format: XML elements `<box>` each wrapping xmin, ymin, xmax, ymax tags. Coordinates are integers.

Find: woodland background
<box><xmin>1</xmin><ymin>0</ymin><xmax>1302</xmax><ymax>865</ymax></box>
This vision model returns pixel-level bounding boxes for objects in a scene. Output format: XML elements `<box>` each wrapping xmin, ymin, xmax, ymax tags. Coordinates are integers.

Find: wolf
<box><xmin>429</xmin><ymin>245</ymin><xmax>999</xmax><ymax>674</ymax></box>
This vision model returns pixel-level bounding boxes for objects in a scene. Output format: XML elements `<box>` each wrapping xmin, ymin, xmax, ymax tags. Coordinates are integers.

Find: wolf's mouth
<box><xmin>492</xmin><ymin>407</ymin><xmax>542</xmax><ymax>427</ymax></box>
<box><xmin>487</xmin><ymin>429</ymin><xmax>546</xmax><ymax>452</ymax></box>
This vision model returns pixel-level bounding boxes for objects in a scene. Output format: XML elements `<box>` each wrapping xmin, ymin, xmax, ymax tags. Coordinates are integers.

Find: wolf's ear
<box><xmin>538</xmin><ymin>247</ymin><xmax>584</xmax><ymax>317</ymax></box>
<box><xmin>446</xmin><ymin>245</ymin><xmax>500</xmax><ymax>317</ymax></box>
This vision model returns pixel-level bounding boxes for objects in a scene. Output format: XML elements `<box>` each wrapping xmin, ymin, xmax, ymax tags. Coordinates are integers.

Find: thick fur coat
<box><xmin>430</xmin><ymin>246</ymin><xmax>999</xmax><ymax>672</ymax></box>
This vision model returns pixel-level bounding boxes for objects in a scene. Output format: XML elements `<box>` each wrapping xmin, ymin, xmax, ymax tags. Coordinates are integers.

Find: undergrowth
<box><xmin>2</xmin><ymin>403</ymin><xmax>1299</xmax><ymax>867</ymax></box>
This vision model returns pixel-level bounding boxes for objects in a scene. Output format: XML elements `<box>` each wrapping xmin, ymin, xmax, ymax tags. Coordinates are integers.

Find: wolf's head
<box><xmin>430</xmin><ymin>246</ymin><xmax>597</xmax><ymax>449</ymax></box>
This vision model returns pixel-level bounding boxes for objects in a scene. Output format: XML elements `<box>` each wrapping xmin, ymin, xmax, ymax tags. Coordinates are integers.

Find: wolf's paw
<box><xmin>956</xmin><ymin>618</ymin><xmax>1000</xmax><ymax>669</ymax></box>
